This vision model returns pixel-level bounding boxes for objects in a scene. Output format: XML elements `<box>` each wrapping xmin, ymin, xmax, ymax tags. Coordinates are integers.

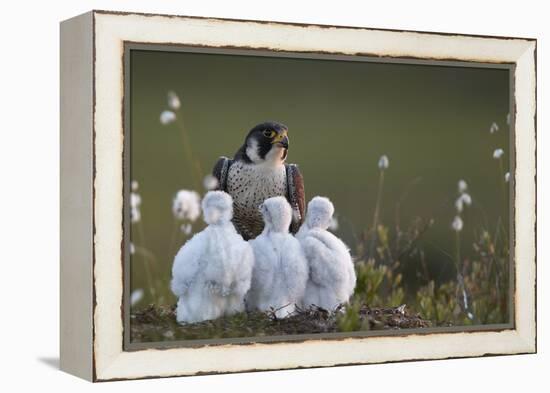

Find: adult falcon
<box><xmin>212</xmin><ymin>121</ymin><xmax>305</xmax><ymax>240</ymax></box>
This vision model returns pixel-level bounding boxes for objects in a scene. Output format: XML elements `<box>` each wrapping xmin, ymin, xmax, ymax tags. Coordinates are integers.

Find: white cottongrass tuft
<box><xmin>505</xmin><ymin>172</ymin><xmax>511</xmax><ymax>183</ymax></box>
<box><xmin>130</xmin><ymin>192</ymin><xmax>142</xmax><ymax>223</ymax></box>
<box><xmin>493</xmin><ymin>148</ymin><xmax>504</xmax><ymax>159</ymax></box>
<box><xmin>131</xmin><ymin>180</ymin><xmax>139</xmax><ymax>191</ymax></box>
<box><xmin>378</xmin><ymin>155</ymin><xmax>389</xmax><ymax>170</ymax></box>
<box><xmin>458</xmin><ymin>179</ymin><xmax>468</xmax><ymax>194</ymax></box>
<box><xmin>455</xmin><ymin>198</ymin><xmax>463</xmax><ymax>213</ymax></box>
<box><xmin>130</xmin><ymin>192</ymin><xmax>141</xmax><ymax>209</ymax></box>
<box><xmin>130</xmin><ymin>289</ymin><xmax>144</xmax><ymax>306</ymax></box>
<box><xmin>130</xmin><ymin>242</ymin><xmax>135</xmax><ymax>255</ymax></box>
<box><xmin>131</xmin><ymin>209</ymin><xmax>141</xmax><ymax>224</ymax></box>
<box><xmin>489</xmin><ymin>122</ymin><xmax>499</xmax><ymax>134</ymax></box>
<box><xmin>160</xmin><ymin>110</ymin><xmax>176</xmax><ymax>125</ymax></box>
<box><xmin>451</xmin><ymin>216</ymin><xmax>463</xmax><ymax>232</ymax></box>
<box><xmin>167</xmin><ymin>91</ymin><xmax>181</xmax><ymax>110</ymax></box>
<box><xmin>181</xmin><ymin>223</ymin><xmax>193</xmax><ymax>235</ymax></box>
<box><xmin>461</xmin><ymin>193</ymin><xmax>472</xmax><ymax>206</ymax></box>
<box><xmin>203</xmin><ymin>174</ymin><xmax>219</xmax><ymax>191</ymax></box>
<box><xmin>455</xmin><ymin>193</ymin><xmax>472</xmax><ymax>213</ymax></box>
<box><xmin>506</xmin><ymin>113</ymin><xmax>511</xmax><ymax>126</ymax></box>
<box><xmin>172</xmin><ymin>190</ymin><xmax>201</xmax><ymax>222</ymax></box>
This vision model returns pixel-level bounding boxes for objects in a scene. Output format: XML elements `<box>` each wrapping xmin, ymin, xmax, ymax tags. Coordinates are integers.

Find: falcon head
<box><xmin>235</xmin><ymin>121</ymin><xmax>289</xmax><ymax>165</ymax></box>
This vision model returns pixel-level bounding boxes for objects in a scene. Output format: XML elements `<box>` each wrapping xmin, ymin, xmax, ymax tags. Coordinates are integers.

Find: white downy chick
<box><xmin>171</xmin><ymin>191</ymin><xmax>254</xmax><ymax>324</ymax></box>
<box><xmin>297</xmin><ymin>196</ymin><xmax>356</xmax><ymax>311</ymax></box>
<box><xmin>246</xmin><ymin>196</ymin><xmax>308</xmax><ymax>318</ymax></box>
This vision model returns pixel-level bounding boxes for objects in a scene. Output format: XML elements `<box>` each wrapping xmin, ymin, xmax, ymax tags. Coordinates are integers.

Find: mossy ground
<box><xmin>130</xmin><ymin>304</ymin><xmax>431</xmax><ymax>343</ymax></box>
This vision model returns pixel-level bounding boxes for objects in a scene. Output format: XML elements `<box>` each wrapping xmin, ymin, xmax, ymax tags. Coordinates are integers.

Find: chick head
<box><xmin>202</xmin><ymin>191</ymin><xmax>233</xmax><ymax>225</ymax></box>
<box><xmin>259</xmin><ymin>196</ymin><xmax>292</xmax><ymax>233</ymax></box>
<box><xmin>305</xmin><ymin>196</ymin><xmax>334</xmax><ymax>230</ymax></box>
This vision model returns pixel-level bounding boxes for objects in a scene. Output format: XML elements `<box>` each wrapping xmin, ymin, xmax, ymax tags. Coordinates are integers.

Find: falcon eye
<box><xmin>262</xmin><ymin>130</ymin><xmax>276</xmax><ymax>138</ymax></box>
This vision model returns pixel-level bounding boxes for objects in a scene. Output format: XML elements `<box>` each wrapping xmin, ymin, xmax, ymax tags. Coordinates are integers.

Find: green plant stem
<box><xmin>135</xmin><ymin>221</ymin><xmax>157</xmax><ymax>299</ymax></box>
<box><xmin>134</xmin><ymin>245</ymin><xmax>157</xmax><ymax>299</ymax></box>
<box><xmin>455</xmin><ymin>230</ymin><xmax>461</xmax><ymax>275</ymax></box>
<box><xmin>368</xmin><ymin>170</ymin><xmax>385</xmax><ymax>259</ymax></box>
<box><xmin>498</xmin><ymin>158</ymin><xmax>506</xmax><ymax>204</ymax></box>
<box><xmin>168</xmin><ymin>218</ymin><xmax>181</xmax><ymax>263</ymax></box>
<box><xmin>497</xmin><ymin>158</ymin><xmax>509</xmax><ymax>247</ymax></box>
<box><xmin>176</xmin><ymin>116</ymin><xmax>202</xmax><ymax>190</ymax></box>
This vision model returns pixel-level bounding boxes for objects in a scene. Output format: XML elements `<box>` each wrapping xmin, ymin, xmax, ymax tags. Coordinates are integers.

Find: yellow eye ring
<box><xmin>263</xmin><ymin>130</ymin><xmax>276</xmax><ymax>138</ymax></box>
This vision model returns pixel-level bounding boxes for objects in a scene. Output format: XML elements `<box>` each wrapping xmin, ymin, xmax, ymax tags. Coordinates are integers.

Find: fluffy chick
<box><xmin>297</xmin><ymin>196</ymin><xmax>356</xmax><ymax>311</ymax></box>
<box><xmin>246</xmin><ymin>196</ymin><xmax>308</xmax><ymax>318</ymax></box>
<box><xmin>171</xmin><ymin>191</ymin><xmax>254</xmax><ymax>324</ymax></box>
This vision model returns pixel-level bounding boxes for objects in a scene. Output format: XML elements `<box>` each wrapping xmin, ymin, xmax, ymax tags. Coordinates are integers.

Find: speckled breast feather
<box><xmin>227</xmin><ymin>161</ymin><xmax>287</xmax><ymax>239</ymax></box>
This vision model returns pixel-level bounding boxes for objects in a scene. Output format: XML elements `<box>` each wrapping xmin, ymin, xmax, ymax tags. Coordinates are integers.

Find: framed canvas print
<box><xmin>60</xmin><ymin>10</ymin><xmax>537</xmax><ymax>381</ymax></box>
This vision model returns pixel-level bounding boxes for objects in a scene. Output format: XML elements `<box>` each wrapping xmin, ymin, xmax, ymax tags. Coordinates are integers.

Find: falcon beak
<box><xmin>272</xmin><ymin>130</ymin><xmax>289</xmax><ymax>149</ymax></box>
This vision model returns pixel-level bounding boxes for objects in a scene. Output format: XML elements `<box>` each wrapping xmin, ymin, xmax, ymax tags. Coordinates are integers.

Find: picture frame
<box><xmin>60</xmin><ymin>10</ymin><xmax>536</xmax><ymax>381</ymax></box>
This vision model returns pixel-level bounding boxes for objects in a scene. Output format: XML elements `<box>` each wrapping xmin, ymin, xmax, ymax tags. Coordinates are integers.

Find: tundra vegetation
<box><xmin>129</xmin><ymin>92</ymin><xmax>511</xmax><ymax>343</ymax></box>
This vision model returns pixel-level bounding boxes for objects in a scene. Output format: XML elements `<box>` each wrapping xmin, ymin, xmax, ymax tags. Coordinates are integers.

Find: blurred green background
<box><xmin>129</xmin><ymin>49</ymin><xmax>510</xmax><ymax>312</ymax></box>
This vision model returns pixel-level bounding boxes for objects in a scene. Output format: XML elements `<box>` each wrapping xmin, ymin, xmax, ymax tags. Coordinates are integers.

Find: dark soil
<box><xmin>130</xmin><ymin>304</ymin><xmax>431</xmax><ymax>343</ymax></box>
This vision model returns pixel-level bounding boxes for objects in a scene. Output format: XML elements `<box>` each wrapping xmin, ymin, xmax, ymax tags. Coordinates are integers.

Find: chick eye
<box><xmin>263</xmin><ymin>130</ymin><xmax>276</xmax><ymax>138</ymax></box>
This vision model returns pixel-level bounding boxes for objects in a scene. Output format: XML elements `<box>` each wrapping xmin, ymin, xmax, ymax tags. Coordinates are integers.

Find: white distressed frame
<box><xmin>61</xmin><ymin>10</ymin><xmax>536</xmax><ymax>381</ymax></box>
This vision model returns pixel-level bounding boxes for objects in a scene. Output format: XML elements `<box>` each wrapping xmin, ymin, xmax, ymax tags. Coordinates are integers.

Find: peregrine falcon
<box><xmin>212</xmin><ymin>121</ymin><xmax>305</xmax><ymax>240</ymax></box>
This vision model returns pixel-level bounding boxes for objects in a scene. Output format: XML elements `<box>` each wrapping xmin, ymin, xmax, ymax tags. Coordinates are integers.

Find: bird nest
<box><xmin>130</xmin><ymin>304</ymin><xmax>431</xmax><ymax>343</ymax></box>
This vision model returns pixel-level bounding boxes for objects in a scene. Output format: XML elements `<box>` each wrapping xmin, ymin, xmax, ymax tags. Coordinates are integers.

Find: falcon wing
<box><xmin>286</xmin><ymin>164</ymin><xmax>305</xmax><ymax>234</ymax></box>
<box><xmin>212</xmin><ymin>156</ymin><xmax>233</xmax><ymax>192</ymax></box>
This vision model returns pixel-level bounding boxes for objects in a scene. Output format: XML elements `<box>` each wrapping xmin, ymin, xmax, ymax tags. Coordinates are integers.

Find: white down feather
<box><xmin>297</xmin><ymin>196</ymin><xmax>356</xmax><ymax>311</ymax></box>
<box><xmin>246</xmin><ymin>196</ymin><xmax>308</xmax><ymax>318</ymax></box>
<box><xmin>171</xmin><ymin>191</ymin><xmax>254</xmax><ymax>324</ymax></box>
